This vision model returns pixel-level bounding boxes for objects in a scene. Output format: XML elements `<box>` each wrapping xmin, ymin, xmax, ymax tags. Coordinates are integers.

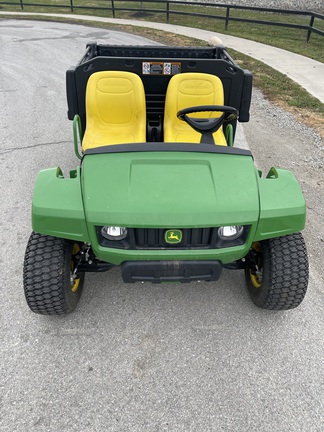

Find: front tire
<box><xmin>245</xmin><ymin>233</ymin><xmax>308</xmax><ymax>310</ymax></box>
<box><xmin>23</xmin><ymin>232</ymin><xmax>85</xmax><ymax>315</ymax></box>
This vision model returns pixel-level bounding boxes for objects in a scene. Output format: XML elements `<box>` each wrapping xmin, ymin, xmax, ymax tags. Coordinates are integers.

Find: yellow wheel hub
<box><xmin>70</xmin><ymin>243</ymin><xmax>81</xmax><ymax>293</ymax></box>
<box><xmin>250</xmin><ymin>271</ymin><xmax>262</xmax><ymax>288</ymax></box>
<box><xmin>249</xmin><ymin>242</ymin><xmax>262</xmax><ymax>288</ymax></box>
<box><xmin>71</xmin><ymin>277</ymin><xmax>80</xmax><ymax>293</ymax></box>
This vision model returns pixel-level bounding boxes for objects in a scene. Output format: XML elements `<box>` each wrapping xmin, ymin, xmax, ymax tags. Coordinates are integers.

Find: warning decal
<box><xmin>142</xmin><ymin>62</ymin><xmax>181</xmax><ymax>75</ymax></box>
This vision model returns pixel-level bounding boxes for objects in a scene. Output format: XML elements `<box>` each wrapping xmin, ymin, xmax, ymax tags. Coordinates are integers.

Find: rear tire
<box><xmin>245</xmin><ymin>233</ymin><xmax>308</xmax><ymax>310</ymax></box>
<box><xmin>23</xmin><ymin>232</ymin><xmax>85</xmax><ymax>315</ymax></box>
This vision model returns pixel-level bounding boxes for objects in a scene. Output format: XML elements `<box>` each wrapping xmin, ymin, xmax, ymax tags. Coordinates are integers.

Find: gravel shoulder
<box><xmin>242</xmin><ymin>89</ymin><xmax>324</xmax><ymax>287</ymax></box>
<box><xmin>182</xmin><ymin>0</ymin><xmax>324</xmax><ymax>13</ymax></box>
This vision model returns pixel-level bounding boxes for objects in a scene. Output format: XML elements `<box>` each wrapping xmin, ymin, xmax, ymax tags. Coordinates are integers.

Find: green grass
<box><xmin>230</xmin><ymin>50</ymin><xmax>324</xmax><ymax>114</ymax></box>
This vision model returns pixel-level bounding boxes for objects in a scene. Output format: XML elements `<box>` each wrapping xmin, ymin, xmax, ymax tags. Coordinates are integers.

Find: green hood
<box><xmin>81</xmin><ymin>151</ymin><xmax>259</xmax><ymax>228</ymax></box>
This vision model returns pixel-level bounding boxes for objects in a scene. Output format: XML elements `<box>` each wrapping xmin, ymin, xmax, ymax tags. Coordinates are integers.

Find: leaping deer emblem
<box><xmin>165</xmin><ymin>230</ymin><xmax>182</xmax><ymax>243</ymax></box>
<box><xmin>168</xmin><ymin>232</ymin><xmax>180</xmax><ymax>241</ymax></box>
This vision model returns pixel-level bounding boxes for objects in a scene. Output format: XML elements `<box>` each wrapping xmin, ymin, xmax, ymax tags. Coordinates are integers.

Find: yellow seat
<box><xmin>163</xmin><ymin>72</ymin><xmax>227</xmax><ymax>145</ymax></box>
<box><xmin>82</xmin><ymin>71</ymin><xmax>146</xmax><ymax>151</ymax></box>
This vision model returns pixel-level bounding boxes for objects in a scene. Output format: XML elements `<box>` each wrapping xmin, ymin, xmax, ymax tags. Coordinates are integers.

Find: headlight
<box><xmin>218</xmin><ymin>225</ymin><xmax>244</xmax><ymax>241</ymax></box>
<box><xmin>101</xmin><ymin>226</ymin><xmax>128</xmax><ymax>241</ymax></box>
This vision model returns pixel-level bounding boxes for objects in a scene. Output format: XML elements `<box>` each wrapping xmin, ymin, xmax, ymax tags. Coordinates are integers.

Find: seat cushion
<box><xmin>164</xmin><ymin>73</ymin><xmax>227</xmax><ymax>145</ymax></box>
<box><xmin>82</xmin><ymin>71</ymin><xmax>146</xmax><ymax>151</ymax></box>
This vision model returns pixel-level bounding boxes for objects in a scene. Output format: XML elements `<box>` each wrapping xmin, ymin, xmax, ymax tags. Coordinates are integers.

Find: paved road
<box><xmin>0</xmin><ymin>20</ymin><xmax>323</xmax><ymax>432</ymax></box>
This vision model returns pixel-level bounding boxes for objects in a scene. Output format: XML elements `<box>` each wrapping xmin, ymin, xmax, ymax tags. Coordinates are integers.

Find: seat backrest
<box><xmin>82</xmin><ymin>71</ymin><xmax>146</xmax><ymax>151</ymax></box>
<box><xmin>163</xmin><ymin>72</ymin><xmax>227</xmax><ymax>145</ymax></box>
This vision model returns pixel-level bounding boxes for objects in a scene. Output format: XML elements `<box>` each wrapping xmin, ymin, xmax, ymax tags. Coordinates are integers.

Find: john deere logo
<box><xmin>165</xmin><ymin>229</ymin><xmax>182</xmax><ymax>244</ymax></box>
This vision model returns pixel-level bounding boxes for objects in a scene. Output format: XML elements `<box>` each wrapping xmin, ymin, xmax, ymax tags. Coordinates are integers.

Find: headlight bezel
<box><xmin>101</xmin><ymin>226</ymin><xmax>128</xmax><ymax>241</ymax></box>
<box><xmin>218</xmin><ymin>225</ymin><xmax>244</xmax><ymax>241</ymax></box>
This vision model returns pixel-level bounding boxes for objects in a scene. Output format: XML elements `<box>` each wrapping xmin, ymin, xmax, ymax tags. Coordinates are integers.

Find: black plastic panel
<box><xmin>95</xmin><ymin>225</ymin><xmax>250</xmax><ymax>250</ymax></box>
<box><xmin>121</xmin><ymin>260</ymin><xmax>222</xmax><ymax>283</ymax></box>
<box><xmin>85</xmin><ymin>143</ymin><xmax>252</xmax><ymax>156</ymax></box>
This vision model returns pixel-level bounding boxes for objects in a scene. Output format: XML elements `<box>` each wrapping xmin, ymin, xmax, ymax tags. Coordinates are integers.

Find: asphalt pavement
<box><xmin>0</xmin><ymin>19</ymin><xmax>323</xmax><ymax>432</ymax></box>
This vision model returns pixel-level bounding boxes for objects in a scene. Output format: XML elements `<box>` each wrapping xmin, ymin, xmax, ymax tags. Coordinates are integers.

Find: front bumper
<box><xmin>121</xmin><ymin>260</ymin><xmax>222</xmax><ymax>283</ymax></box>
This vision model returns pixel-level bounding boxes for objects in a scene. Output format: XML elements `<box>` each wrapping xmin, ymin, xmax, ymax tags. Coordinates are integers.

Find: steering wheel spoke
<box><xmin>177</xmin><ymin>105</ymin><xmax>238</xmax><ymax>144</ymax></box>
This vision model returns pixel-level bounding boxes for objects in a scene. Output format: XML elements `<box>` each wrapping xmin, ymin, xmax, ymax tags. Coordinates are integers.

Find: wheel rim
<box><xmin>71</xmin><ymin>277</ymin><xmax>80</xmax><ymax>293</ymax></box>
<box><xmin>250</xmin><ymin>271</ymin><xmax>262</xmax><ymax>288</ymax></box>
<box><xmin>249</xmin><ymin>242</ymin><xmax>263</xmax><ymax>288</ymax></box>
<box><xmin>70</xmin><ymin>244</ymin><xmax>81</xmax><ymax>293</ymax></box>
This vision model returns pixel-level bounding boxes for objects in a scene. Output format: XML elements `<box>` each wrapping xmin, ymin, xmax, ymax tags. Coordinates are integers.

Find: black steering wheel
<box><xmin>177</xmin><ymin>105</ymin><xmax>238</xmax><ymax>144</ymax></box>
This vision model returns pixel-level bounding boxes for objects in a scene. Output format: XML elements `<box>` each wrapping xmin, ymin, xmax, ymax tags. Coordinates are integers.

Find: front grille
<box><xmin>96</xmin><ymin>226</ymin><xmax>249</xmax><ymax>250</ymax></box>
<box><xmin>134</xmin><ymin>228</ymin><xmax>213</xmax><ymax>249</ymax></box>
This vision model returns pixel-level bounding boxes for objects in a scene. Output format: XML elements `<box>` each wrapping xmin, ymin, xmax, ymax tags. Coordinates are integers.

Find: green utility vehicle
<box><xmin>23</xmin><ymin>43</ymin><xmax>308</xmax><ymax>315</ymax></box>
